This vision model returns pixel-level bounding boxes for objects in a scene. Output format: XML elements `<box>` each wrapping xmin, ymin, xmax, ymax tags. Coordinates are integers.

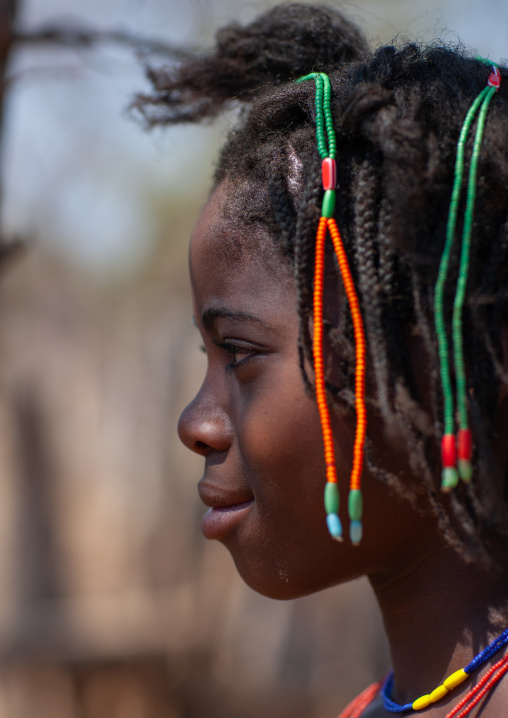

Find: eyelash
<box><xmin>212</xmin><ymin>339</ymin><xmax>256</xmax><ymax>373</ymax></box>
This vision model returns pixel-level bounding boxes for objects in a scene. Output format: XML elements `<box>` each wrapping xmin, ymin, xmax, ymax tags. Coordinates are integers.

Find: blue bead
<box><xmin>326</xmin><ymin>513</ymin><xmax>343</xmax><ymax>541</ymax></box>
<box><xmin>350</xmin><ymin>520</ymin><xmax>363</xmax><ymax>545</ymax></box>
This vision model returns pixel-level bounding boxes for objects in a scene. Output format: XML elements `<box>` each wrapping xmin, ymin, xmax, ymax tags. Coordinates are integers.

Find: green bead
<box><xmin>441</xmin><ymin>467</ymin><xmax>459</xmax><ymax>492</ymax></box>
<box><xmin>322</xmin><ymin>189</ymin><xmax>336</xmax><ymax>218</ymax></box>
<box><xmin>317</xmin><ymin>143</ymin><xmax>327</xmax><ymax>160</ymax></box>
<box><xmin>348</xmin><ymin>489</ymin><xmax>363</xmax><ymax>521</ymax></box>
<box><xmin>324</xmin><ymin>482</ymin><xmax>340</xmax><ymax>514</ymax></box>
<box><xmin>458</xmin><ymin>459</ymin><xmax>473</xmax><ymax>483</ymax></box>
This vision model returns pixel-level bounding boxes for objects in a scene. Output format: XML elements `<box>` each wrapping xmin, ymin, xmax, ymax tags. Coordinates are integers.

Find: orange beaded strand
<box><xmin>328</xmin><ymin>218</ymin><xmax>367</xmax><ymax>493</ymax></box>
<box><xmin>313</xmin><ymin>217</ymin><xmax>338</xmax><ymax>487</ymax></box>
<box><xmin>312</xmin><ymin>215</ymin><xmax>368</xmax><ymax>543</ymax></box>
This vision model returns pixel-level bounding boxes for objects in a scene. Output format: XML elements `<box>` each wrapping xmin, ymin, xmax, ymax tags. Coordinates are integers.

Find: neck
<box><xmin>369</xmin><ymin>541</ymin><xmax>508</xmax><ymax>706</ymax></box>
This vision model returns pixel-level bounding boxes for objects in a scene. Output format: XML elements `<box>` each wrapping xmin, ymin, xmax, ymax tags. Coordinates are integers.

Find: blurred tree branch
<box><xmin>0</xmin><ymin>3</ymin><xmax>191</xmax><ymax>265</ymax></box>
<box><xmin>13</xmin><ymin>24</ymin><xmax>193</xmax><ymax>60</ymax></box>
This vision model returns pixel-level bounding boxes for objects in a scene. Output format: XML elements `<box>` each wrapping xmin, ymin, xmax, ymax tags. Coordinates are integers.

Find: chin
<box><xmin>236</xmin><ymin>566</ymin><xmax>313</xmax><ymax>600</ymax></box>
<box><xmin>227</xmin><ymin>543</ymin><xmax>347</xmax><ymax>601</ymax></box>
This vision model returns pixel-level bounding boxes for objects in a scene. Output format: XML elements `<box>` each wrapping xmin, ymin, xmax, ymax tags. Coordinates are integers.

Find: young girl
<box><xmin>136</xmin><ymin>4</ymin><xmax>508</xmax><ymax>716</ymax></box>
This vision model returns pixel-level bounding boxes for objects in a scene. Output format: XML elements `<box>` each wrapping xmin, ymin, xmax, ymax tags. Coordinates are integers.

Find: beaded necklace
<box><xmin>337</xmin><ymin>628</ymin><xmax>508</xmax><ymax>718</ymax></box>
<box><xmin>295</xmin><ymin>71</ymin><xmax>367</xmax><ymax>545</ymax></box>
<box><xmin>382</xmin><ymin>627</ymin><xmax>508</xmax><ymax>712</ymax></box>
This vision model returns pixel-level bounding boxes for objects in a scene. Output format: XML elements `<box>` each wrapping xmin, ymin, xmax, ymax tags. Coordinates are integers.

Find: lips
<box><xmin>198</xmin><ymin>478</ymin><xmax>254</xmax><ymax>540</ymax></box>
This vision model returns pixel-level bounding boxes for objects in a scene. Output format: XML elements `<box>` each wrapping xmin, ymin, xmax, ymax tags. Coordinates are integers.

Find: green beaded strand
<box><xmin>453</xmin><ymin>85</ymin><xmax>497</xmax><ymax>434</ymax></box>
<box><xmin>315</xmin><ymin>75</ymin><xmax>327</xmax><ymax>159</ymax></box>
<box><xmin>320</xmin><ymin>73</ymin><xmax>337</xmax><ymax>159</ymax></box>
<box><xmin>435</xmin><ymin>58</ymin><xmax>500</xmax><ymax>489</ymax></box>
<box><xmin>295</xmin><ymin>72</ymin><xmax>337</xmax><ymax>160</ymax></box>
<box><xmin>434</xmin><ymin>86</ymin><xmax>490</xmax><ymax>438</ymax></box>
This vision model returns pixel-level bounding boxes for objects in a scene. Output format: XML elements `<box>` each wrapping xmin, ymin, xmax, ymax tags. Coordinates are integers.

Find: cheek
<box><xmin>236</xmin><ymin>362</ymin><xmax>325</xmax><ymax>498</ymax></box>
<box><xmin>226</xmin><ymin>367</ymin><xmax>336</xmax><ymax>589</ymax></box>
<box><xmin>235</xmin><ymin>357</ymin><xmax>357</xmax><ymax>519</ymax></box>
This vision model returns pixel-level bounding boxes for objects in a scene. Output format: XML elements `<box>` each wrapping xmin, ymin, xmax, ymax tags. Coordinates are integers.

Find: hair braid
<box><xmin>377</xmin><ymin>198</ymin><xmax>395</xmax><ymax>301</ymax></box>
<box><xmin>353</xmin><ymin>158</ymin><xmax>394</xmax><ymax>422</ymax></box>
<box><xmin>410</xmin><ymin>270</ymin><xmax>442</xmax><ymax>437</ymax></box>
<box><xmin>293</xmin><ymin>150</ymin><xmax>322</xmax><ymax>393</ymax></box>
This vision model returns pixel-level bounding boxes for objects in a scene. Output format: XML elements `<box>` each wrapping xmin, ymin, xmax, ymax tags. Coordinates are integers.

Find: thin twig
<box><xmin>13</xmin><ymin>24</ymin><xmax>194</xmax><ymax>60</ymax></box>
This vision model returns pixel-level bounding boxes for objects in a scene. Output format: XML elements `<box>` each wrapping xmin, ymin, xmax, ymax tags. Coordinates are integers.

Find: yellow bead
<box><xmin>412</xmin><ymin>695</ymin><xmax>431</xmax><ymax>711</ymax></box>
<box><xmin>443</xmin><ymin>669</ymin><xmax>468</xmax><ymax>691</ymax></box>
<box><xmin>429</xmin><ymin>685</ymin><xmax>449</xmax><ymax>703</ymax></box>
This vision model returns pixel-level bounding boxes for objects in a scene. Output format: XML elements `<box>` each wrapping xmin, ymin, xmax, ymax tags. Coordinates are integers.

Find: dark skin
<box><xmin>178</xmin><ymin>182</ymin><xmax>508</xmax><ymax>717</ymax></box>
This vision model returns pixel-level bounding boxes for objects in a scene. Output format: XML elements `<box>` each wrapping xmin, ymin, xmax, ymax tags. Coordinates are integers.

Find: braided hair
<box><xmin>134</xmin><ymin>3</ymin><xmax>508</xmax><ymax>567</ymax></box>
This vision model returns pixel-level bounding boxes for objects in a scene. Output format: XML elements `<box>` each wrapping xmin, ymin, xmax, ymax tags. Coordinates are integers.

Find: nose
<box><xmin>177</xmin><ymin>386</ymin><xmax>233</xmax><ymax>456</ymax></box>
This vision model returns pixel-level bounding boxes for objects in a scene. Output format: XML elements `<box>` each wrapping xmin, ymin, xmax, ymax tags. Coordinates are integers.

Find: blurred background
<box><xmin>0</xmin><ymin>0</ymin><xmax>506</xmax><ymax>716</ymax></box>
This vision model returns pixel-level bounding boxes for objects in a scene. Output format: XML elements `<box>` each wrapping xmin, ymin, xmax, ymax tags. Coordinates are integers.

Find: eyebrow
<box><xmin>201</xmin><ymin>306</ymin><xmax>267</xmax><ymax>331</ymax></box>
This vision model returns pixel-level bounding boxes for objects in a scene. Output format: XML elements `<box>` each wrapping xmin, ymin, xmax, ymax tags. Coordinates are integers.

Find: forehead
<box><xmin>191</xmin><ymin>179</ymin><xmax>280</xmax><ymax>261</ymax></box>
<box><xmin>189</xmin><ymin>182</ymin><xmax>294</xmax><ymax>309</ymax></box>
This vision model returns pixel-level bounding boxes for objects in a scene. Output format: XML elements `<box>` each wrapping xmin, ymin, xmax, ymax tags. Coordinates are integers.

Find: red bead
<box><xmin>457</xmin><ymin>429</ymin><xmax>472</xmax><ymax>461</ymax></box>
<box><xmin>488</xmin><ymin>66</ymin><xmax>501</xmax><ymax>89</ymax></box>
<box><xmin>322</xmin><ymin>158</ymin><xmax>337</xmax><ymax>190</ymax></box>
<box><xmin>441</xmin><ymin>434</ymin><xmax>456</xmax><ymax>468</ymax></box>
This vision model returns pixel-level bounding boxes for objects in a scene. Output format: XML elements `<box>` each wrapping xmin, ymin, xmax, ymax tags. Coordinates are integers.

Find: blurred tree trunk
<box><xmin>0</xmin><ymin>0</ymin><xmax>19</xmax><ymax>264</ymax></box>
<box><xmin>0</xmin><ymin>0</ymin><xmax>16</xmax><ymax>130</ymax></box>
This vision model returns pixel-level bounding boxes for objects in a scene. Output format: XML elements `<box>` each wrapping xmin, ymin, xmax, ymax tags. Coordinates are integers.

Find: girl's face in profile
<box><xmin>178</xmin><ymin>182</ymin><xmax>441</xmax><ymax>600</ymax></box>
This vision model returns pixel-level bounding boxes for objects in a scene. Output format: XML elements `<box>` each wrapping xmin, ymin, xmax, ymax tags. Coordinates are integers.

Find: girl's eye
<box><xmin>212</xmin><ymin>339</ymin><xmax>259</xmax><ymax>373</ymax></box>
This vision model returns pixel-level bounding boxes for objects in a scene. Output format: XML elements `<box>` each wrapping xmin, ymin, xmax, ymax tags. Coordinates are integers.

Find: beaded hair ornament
<box><xmin>297</xmin><ymin>60</ymin><xmax>501</xmax><ymax>545</ymax></box>
<box><xmin>295</xmin><ymin>72</ymin><xmax>367</xmax><ymax>545</ymax></box>
<box><xmin>435</xmin><ymin>59</ymin><xmax>501</xmax><ymax>492</ymax></box>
